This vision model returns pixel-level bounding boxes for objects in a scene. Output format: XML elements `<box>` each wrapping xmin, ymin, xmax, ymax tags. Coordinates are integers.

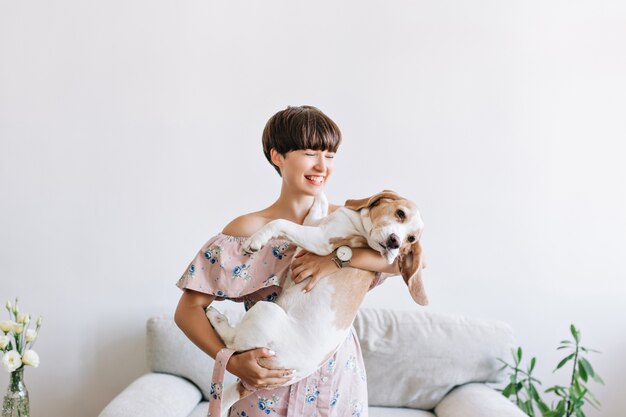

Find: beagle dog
<box><xmin>206</xmin><ymin>190</ymin><xmax>426</xmax><ymax>416</ymax></box>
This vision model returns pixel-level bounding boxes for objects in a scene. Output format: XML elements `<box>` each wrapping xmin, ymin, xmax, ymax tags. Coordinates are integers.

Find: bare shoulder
<box><xmin>222</xmin><ymin>213</ymin><xmax>271</xmax><ymax>237</ymax></box>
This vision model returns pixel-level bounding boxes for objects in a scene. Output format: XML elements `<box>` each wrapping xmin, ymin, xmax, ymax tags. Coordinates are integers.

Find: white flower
<box><xmin>12</xmin><ymin>323</ymin><xmax>24</xmax><ymax>334</ymax></box>
<box><xmin>26</xmin><ymin>329</ymin><xmax>37</xmax><ymax>343</ymax></box>
<box><xmin>0</xmin><ymin>335</ymin><xmax>9</xmax><ymax>349</ymax></box>
<box><xmin>0</xmin><ymin>320</ymin><xmax>15</xmax><ymax>333</ymax></box>
<box><xmin>2</xmin><ymin>350</ymin><xmax>22</xmax><ymax>372</ymax></box>
<box><xmin>22</xmin><ymin>350</ymin><xmax>39</xmax><ymax>368</ymax></box>
<box><xmin>17</xmin><ymin>313</ymin><xmax>30</xmax><ymax>324</ymax></box>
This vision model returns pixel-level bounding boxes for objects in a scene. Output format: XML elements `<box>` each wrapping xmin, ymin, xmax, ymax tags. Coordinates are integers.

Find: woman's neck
<box><xmin>266</xmin><ymin>189</ymin><xmax>316</xmax><ymax>225</ymax></box>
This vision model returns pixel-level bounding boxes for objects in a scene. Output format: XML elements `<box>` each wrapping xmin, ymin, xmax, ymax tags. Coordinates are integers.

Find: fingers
<box><xmin>257</xmin><ymin>375</ymin><xmax>294</xmax><ymax>389</ymax></box>
<box><xmin>255</xmin><ymin>348</ymin><xmax>276</xmax><ymax>358</ymax></box>
<box><xmin>293</xmin><ymin>270</ymin><xmax>311</xmax><ymax>284</ymax></box>
<box><xmin>304</xmin><ymin>275</ymin><xmax>322</xmax><ymax>292</ymax></box>
<box><xmin>294</xmin><ymin>249</ymin><xmax>309</xmax><ymax>258</ymax></box>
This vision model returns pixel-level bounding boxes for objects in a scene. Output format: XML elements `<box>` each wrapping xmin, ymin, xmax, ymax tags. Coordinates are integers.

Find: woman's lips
<box><xmin>304</xmin><ymin>175</ymin><xmax>325</xmax><ymax>185</ymax></box>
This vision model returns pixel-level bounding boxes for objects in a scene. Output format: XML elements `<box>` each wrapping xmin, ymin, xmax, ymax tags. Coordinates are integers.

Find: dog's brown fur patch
<box><xmin>328</xmin><ymin>268</ymin><xmax>376</xmax><ymax>329</ymax></box>
<box><xmin>367</xmin><ymin>198</ymin><xmax>420</xmax><ymax>229</ymax></box>
<box><xmin>329</xmin><ymin>236</ymin><xmax>368</xmax><ymax>249</ymax></box>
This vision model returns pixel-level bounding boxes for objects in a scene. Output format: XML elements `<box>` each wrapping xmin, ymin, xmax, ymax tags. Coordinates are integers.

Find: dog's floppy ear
<box><xmin>345</xmin><ymin>190</ymin><xmax>403</xmax><ymax>211</ymax></box>
<box><xmin>398</xmin><ymin>239</ymin><xmax>428</xmax><ymax>306</ymax></box>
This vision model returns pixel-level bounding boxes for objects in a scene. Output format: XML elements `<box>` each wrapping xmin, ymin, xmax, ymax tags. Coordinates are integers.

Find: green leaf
<box><xmin>579</xmin><ymin>358</ymin><xmax>595</xmax><ymax>378</ymax></box>
<box><xmin>550</xmin><ymin>386</ymin><xmax>567</xmax><ymax>398</ymax></box>
<box><xmin>537</xmin><ymin>400</ymin><xmax>551</xmax><ymax>416</ymax></box>
<box><xmin>570</xmin><ymin>324</ymin><xmax>580</xmax><ymax>343</ymax></box>
<box><xmin>530</xmin><ymin>357</ymin><xmax>536</xmax><ymax>373</ymax></box>
<box><xmin>502</xmin><ymin>382</ymin><xmax>516</xmax><ymax>397</ymax></box>
<box><xmin>522</xmin><ymin>400</ymin><xmax>534</xmax><ymax>416</ymax></box>
<box><xmin>560</xmin><ymin>340</ymin><xmax>572</xmax><ymax>344</ymax></box>
<box><xmin>517</xmin><ymin>347</ymin><xmax>523</xmax><ymax>362</ymax></box>
<box><xmin>578</xmin><ymin>361</ymin><xmax>588</xmax><ymax>382</ymax></box>
<box><xmin>592</xmin><ymin>371</ymin><xmax>605</xmax><ymax>385</ymax></box>
<box><xmin>529</xmin><ymin>383</ymin><xmax>544</xmax><ymax>404</ymax></box>
<box><xmin>554</xmin><ymin>353</ymin><xmax>575</xmax><ymax>372</ymax></box>
<box><xmin>586</xmin><ymin>389</ymin><xmax>602</xmax><ymax>410</ymax></box>
<box><xmin>553</xmin><ymin>400</ymin><xmax>566</xmax><ymax>417</ymax></box>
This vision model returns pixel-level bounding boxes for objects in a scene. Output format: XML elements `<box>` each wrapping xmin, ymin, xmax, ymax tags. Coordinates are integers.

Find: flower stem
<box><xmin>565</xmin><ymin>343</ymin><xmax>580</xmax><ymax>417</ymax></box>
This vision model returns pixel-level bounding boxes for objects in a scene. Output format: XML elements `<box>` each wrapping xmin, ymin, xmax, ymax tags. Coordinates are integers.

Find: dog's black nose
<box><xmin>386</xmin><ymin>234</ymin><xmax>400</xmax><ymax>249</ymax></box>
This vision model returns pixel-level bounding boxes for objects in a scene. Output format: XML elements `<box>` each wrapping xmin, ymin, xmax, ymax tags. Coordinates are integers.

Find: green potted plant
<box><xmin>499</xmin><ymin>325</ymin><xmax>603</xmax><ymax>417</ymax></box>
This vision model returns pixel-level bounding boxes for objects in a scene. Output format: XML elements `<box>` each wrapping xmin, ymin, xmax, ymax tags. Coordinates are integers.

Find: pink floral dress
<box><xmin>177</xmin><ymin>233</ymin><xmax>389</xmax><ymax>417</ymax></box>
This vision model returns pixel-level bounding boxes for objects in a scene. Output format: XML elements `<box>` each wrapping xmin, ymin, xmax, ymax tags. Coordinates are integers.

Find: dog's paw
<box><xmin>243</xmin><ymin>235</ymin><xmax>265</xmax><ymax>254</ymax></box>
<box><xmin>206</xmin><ymin>306</ymin><xmax>225</xmax><ymax>324</ymax></box>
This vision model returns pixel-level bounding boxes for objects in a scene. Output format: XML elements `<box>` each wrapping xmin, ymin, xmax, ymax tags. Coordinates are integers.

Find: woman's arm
<box><xmin>174</xmin><ymin>289</ymin><xmax>294</xmax><ymax>389</ymax></box>
<box><xmin>291</xmin><ymin>247</ymin><xmax>399</xmax><ymax>292</ymax></box>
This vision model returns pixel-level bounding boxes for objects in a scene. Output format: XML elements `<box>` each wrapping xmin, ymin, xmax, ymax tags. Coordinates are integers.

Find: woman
<box><xmin>175</xmin><ymin>105</ymin><xmax>398</xmax><ymax>416</ymax></box>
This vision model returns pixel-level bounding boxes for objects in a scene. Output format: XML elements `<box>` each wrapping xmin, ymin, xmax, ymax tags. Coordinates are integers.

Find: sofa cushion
<box><xmin>146</xmin><ymin>314</ymin><xmax>239</xmax><ymax>400</ymax></box>
<box><xmin>370</xmin><ymin>407</ymin><xmax>436</xmax><ymax>417</ymax></box>
<box><xmin>353</xmin><ymin>308</ymin><xmax>514</xmax><ymax>410</ymax></box>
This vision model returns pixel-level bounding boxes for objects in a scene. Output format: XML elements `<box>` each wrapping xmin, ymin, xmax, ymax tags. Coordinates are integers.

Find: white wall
<box><xmin>1</xmin><ymin>1</ymin><xmax>625</xmax><ymax>416</ymax></box>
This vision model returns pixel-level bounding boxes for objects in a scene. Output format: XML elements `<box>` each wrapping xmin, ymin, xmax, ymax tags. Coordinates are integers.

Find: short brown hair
<box><xmin>262</xmin><ymin>106</ymin><xmax>342</xmax><ymax>176</ymax></box>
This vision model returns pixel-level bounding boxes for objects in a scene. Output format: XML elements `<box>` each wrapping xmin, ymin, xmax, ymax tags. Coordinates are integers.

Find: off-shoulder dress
<box><xmin>177</xmin><ymin>233</ymin><xmax>390</xmax><ymax>417</ymax></box>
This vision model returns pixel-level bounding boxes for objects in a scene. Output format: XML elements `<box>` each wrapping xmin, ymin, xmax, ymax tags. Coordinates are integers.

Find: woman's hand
<box><xmin>227</xmin><ymin>348</ymin><xmax>294</xmax><ymax>390</ymax></box>
<box><xmin>291</xmin><ymin>250</ymin><xmax>340</xmax><ymax>292</ymax></box>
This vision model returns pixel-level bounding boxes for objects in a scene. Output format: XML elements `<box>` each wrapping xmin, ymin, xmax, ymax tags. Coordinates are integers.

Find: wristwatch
<box><xmin>332</xmin><ymin>246</ymin><xmax>353</xmax><ymax>269</ymax></box>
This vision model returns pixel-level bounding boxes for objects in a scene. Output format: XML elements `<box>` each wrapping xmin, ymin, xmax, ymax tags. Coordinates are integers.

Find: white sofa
<box><xmin>99</xmin><ymin>308</ymin><xmax>526</xmax><ymax>417</ymax></box>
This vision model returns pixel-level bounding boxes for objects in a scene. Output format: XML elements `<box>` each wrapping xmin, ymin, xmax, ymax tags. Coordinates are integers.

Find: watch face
<box><xmin>337</xmin><ymin>246</ymin><xmax>352</xmax><ymax>261</ymax></box>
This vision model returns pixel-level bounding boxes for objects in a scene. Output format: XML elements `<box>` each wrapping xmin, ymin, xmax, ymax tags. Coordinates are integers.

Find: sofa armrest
<box><xmin>434</xmin><ymin>383</ymin><xmax>527</xmax><ymax>417</ymax></box>
<box><xmin>99</xmin><ymin>373</ymin><xmax>202</xmax><ymax>417</ymax></box>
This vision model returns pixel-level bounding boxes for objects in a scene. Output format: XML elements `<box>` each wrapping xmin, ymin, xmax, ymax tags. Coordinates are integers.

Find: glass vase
<box><xmin>2</xmin><ymin>367</ymin><xmax>29</xmax><ymax>417</ymax></box>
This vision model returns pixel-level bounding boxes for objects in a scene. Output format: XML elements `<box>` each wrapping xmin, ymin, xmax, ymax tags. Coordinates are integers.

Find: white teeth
<box><xmin>305</xmin><ymin>176</ymin><xmax>324</xmax><ymax>184</ymax></box>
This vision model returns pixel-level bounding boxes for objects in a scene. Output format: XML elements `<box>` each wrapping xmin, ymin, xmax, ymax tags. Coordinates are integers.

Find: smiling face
<box><xmin>262</xmin><ymin>105</ymin><xmax>341</xmax><ymax>177</ymax></box>
<box><xmin>271</xmin><ymin>148</ymin><xmax>335</xmax><ymax>196</ymax></box>
<box><xmin>362</xmin><ymin>197</ymin><xmax>424</xmax><ymax>263</ymax></box>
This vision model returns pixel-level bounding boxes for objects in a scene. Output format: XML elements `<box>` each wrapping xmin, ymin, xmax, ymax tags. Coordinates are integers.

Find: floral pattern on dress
<box><xmin>327</xmin><ymin>358</ymin><xmax>336</xmax><ymax>372</ymax></box>
<box><xmin>264</xmin><ymin>291</ymin><xmax>278</xmax><ymax>303</ymax></box>
<box><xmin>271</xmin><ymin>242</ymin><xmax>291</xmax><ymax>260</ymax></box>
<box><xmin>304</xmin><ymin>385</ymin><xmax>320</xmax><ymax>404</ymax></box>
<box><xmin>350</xmin><ymin>400</ymin><xmax>364</xmax><ymax>417</ymax></box>
<box><xmin>257</xmin><ymin>394</ymin><xmax>280</xmax><ymax>414</ymax></box>
<box><xmin>345</xmin><ymin>354</ymin><xmax>367</xmax><ymax>381</ymax></box>
<box><xmin>204</xmin><ymin>245</ymin><xmax>223</xmax><ymax>264</ymax></box>
<box><xmin>232</xmin><ymin>264</ymin><xmax>252</xmax><ymax>281</ymax></box>
<box><xmin>210</xmin><ymin>382</ymin><xmax>223</xmax><ymax>400</ymax></box>
<box><xmin>263</xmin><ymin>274</ymin><xmax>280</xmax><ymax>287</ymax></box>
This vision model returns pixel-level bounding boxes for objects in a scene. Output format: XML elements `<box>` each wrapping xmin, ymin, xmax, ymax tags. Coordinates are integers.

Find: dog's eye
<box><xmin>396</xmin><ymin>209</ymin><xmax>406</xmax><ymax>219</ymax></box>
<box><xmin>407</xmin><ymin>235</ymin><xmax>416</xmax><ymax>243</ymax></box>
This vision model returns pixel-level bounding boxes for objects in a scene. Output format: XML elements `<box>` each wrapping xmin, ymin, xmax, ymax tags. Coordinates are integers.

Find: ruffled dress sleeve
<box><xmin>176</xmin><ymin>233</ymin><xmax>296</xmax><ymax>302</ymax></box>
